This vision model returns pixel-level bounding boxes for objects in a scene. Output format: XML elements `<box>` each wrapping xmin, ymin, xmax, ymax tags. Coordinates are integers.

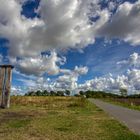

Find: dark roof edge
<box><xmin>0</xmin><ymin>65</ymin><xmax>14</xmax><ymax>69</ymax></box>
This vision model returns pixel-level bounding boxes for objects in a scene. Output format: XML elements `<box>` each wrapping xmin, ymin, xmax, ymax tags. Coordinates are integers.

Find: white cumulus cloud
<box><xmin>0</xmin><ymin>0</ymin><xmax>110</xmax><ymax>57</ymax></box>
<box><xmin>79</xmin><ymin>52</ymin><xmax>140</xmax><ymax>94</ymax></box>
<box><xmin>56</xmin><ymin>66</ymin><xmax>88</xmax><ymax>90</ymax></box>
<box><xmin>117</xmin><ymin>52</ymin><xmax>140</xmax><ymax>68</ymax></box>
<box><xmin>98</xmin><ymin>1</ymin><xmax>140</xmax><ymax>45</ymax></box>
<box><xmin>12</xmin><ymin>51</ymin><xmax>66</xmax><ymax>76</ymax></box>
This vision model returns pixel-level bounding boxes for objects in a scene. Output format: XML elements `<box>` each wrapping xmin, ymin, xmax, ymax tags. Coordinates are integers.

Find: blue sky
<box><xmin>0</xmin><ymin>0</ymin><xmax>140</xmax><ymax>94</ymax></box>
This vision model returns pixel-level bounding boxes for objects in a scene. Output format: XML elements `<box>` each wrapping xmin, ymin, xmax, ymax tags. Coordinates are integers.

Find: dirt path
<box><xmin>89</xmin><ymin>99</ymin><xmax>140</xmax><ymax>135</ymax></box>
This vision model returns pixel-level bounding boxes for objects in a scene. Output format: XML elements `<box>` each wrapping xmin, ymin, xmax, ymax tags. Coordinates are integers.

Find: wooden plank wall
<box><xmin>0</xmin><ymin>68</ymin><xmax>5</xmax><ymax>105</ymax></box>
<box><xmin>0</xmin><ymin>67</ymin><xmax>12</xmax><ymax>108</ymax></box>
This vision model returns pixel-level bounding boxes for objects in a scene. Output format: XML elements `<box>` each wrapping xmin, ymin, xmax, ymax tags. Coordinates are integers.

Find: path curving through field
<box><xmin>89</xmin><ymin>99</ymin><xmax>140</xmax><ymax>135</ymax></box>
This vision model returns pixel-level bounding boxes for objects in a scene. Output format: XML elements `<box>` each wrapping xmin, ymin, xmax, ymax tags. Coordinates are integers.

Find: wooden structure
<box><xmin>0</xmin><ymin>65</ymin><xmax>14</xmax><ymax>108</ymax></box>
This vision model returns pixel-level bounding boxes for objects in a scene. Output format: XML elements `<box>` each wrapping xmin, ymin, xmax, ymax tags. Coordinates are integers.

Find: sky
<box><xmin>0</xmin><ymin>0</ymin><xmax>140</xmax><ymax>95</ymax></box>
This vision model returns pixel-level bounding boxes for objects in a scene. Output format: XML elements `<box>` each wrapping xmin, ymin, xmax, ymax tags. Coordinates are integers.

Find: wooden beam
<box><xmin>0</xmin><ymin>65</ymin><xmax>13</xmax><ymax>108</ymax></box>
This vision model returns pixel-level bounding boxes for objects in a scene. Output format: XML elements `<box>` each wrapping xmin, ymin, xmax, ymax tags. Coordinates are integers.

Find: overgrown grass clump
<box><xmin>0</xmin><ymin>96</ymin><xmax>139</xmax><ymax>140</ymax></box>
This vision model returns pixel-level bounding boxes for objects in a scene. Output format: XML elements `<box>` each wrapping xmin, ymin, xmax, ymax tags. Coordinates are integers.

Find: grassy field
<box><xmin>102</xmin><ymin>98</ymin><xmax>140</xmax><ymax>111</ymax></box>
<box><xmin>0</xmin><ymin>96</ymin><xmax>139</xmax><ymax>140</ymax></box>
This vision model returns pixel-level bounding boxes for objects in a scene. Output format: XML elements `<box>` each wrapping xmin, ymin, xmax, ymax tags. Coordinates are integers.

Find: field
<box><xmin>0</xmin><ymin>96</ymin><xmax>140</xmax><ymax>140</ymax></box>
<box><xmin>112</xmin><ymin>98</ymin><xmax>140</xmax><ymax>105</ymax></box>
<box><xmin>103</xmin><ymin>98</ymin><xmax>140</xmax><ymax>111</ymax></box>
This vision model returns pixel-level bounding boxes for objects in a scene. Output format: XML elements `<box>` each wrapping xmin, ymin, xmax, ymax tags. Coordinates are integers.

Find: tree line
<box><xmin>25</xmin><ymin>90</ymin><xmax>70</xmax><ymax>96</ymax></box>
<box><xmin>78</xmin><ymin>89</ymin><xmax>140</xmax><ymax>98</ymax></box>
<box><xmin>24</xmin><ymin>89</ymin><xmax>140</xmax><ymax>98</ymax></box>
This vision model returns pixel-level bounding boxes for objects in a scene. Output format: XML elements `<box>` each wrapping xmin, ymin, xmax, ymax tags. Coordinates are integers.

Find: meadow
<box><xmin>102</xmin><ymin>98</ymin><xmax>140</xmax><ymax>111</ymax></box>
<box><xmin>0</xmin><ymin>96</ymin><xmax>139</xmax><ymax>140</ymax></box>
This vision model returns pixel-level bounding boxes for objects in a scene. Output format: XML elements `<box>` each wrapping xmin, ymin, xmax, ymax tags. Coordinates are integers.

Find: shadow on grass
<box><xmin>0</xmin><ymin>111</ymin><xmax>34</xmax><ymax>128</ymax></box>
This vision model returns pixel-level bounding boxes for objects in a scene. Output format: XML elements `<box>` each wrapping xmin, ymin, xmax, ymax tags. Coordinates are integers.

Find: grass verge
<box><xmin>101</xmin><ymin>98</ymin><xmax>140</xmax><ymax>111</ymax></box>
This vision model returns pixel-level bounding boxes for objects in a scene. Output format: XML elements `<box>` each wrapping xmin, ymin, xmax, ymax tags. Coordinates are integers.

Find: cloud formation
<box><xmin>0</xmin><ymin>0</ymin><xmax>110</xmax><ymax>57</ymax></box>
<box><xmin>12</xmin><ymin>51</ymin><xmax>66</xmax><ymax>76</ymax></box>
<box><xmin>0</xmin><ymin>0</ymin><xmax>140</xmax><ymax>59</ymax></box>
<box><xmin>98</xmin><ymin>1</ymin><xmax>140</xmax><ymax>45</ymax></box>
<box><xmin>0</xmin><ymin>0</ymin><xmax>43</xmax><ymax>57</ymax></box>
<box><xmin>12</xmin><ymin>52</ymin><xmax>140</xmax><ymax>95</ymax></box>
<box><xmin>78</xmin><ymin>70</ymin><xmax>140</xmax><ymax>94</ymax></box>
<box><xmin>12</xmin><ymin>66</ymin><xmax>88</xmax><ymax>94</ymax></box>
<box><xmin>78</xmin><ymin>74</ymin><xmax>129</xmax><ymax>92</ymax></box>
<box><xmin>56</xmin><ymin>66</ymin><xmax>88</xmax><ymax>90</ymax></box>
<box><xmin>79</xmin><ymin>53</ymin><xmax>140</xmax><ymax>94</ymax></box>
<box><xmin>0</xmin><ymin>0</ymin><xmax>140</xmax><ymax>95</ymax></box>
<box><xmin>117</xmin><ymin>52</ymin><xmax>140</xmax><ymax>68</ymax></box>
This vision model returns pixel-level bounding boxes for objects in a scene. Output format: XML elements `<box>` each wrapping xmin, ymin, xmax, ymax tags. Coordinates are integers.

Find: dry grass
<box><xmin>102</xmin><ymin>98</ymin><xmax>140</xmax><ymax>111</ymax></box>
<box><xmin>0</xmin><ymin>96</ymin><xmax>139</xmax><ymax>140</ymax></box>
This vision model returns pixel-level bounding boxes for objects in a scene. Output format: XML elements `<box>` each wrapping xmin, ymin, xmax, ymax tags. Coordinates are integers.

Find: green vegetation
<box><xmin>102</xmin><ymin>98</ymin><xmax>140</xmax><ymax>111</ymax></box>
<box><xmin>77</xmin><ymin>90</ymin><xmax>140</xmax><ymax>111</ymax></box>
<box><xmin>78</xmin><ymin>90</ymin><xmax>140</xmax><ymax>99</ymax></box>
<box><xmin>79</xmin><ymin>90</ymin><xmax>120</xmax><ymax>98</ymax></box>
<box><xmin>78</xmin><ymin>90</ymin><xmax>140</xmax><ymax>111</ymax></box>
<box><xmin>0</xmin><ymin>96</ymin><xmax>139</xmax><ymax>140</ymax></box>
<box><xmin>25</xmin><ymin>90</ymin><xmax>71</xmax><ymax>96</ymax></box>
<box><xmin>119</xmin><ymin>88</ymin><xmax>128</xmax><ymax>97</ymax></box>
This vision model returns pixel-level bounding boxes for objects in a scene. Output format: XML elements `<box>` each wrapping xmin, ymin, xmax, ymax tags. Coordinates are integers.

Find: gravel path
<box><xmin>89</xmin><ymin>99</ymin><xmax>140</xmax><ymax>135</ymax></box>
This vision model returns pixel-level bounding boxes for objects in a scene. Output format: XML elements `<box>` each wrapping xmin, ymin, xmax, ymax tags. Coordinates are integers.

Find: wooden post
<box><xmin>0</xmin><ymin>65</ymin><xmax>14</xmax><ymax>108</ymax></box>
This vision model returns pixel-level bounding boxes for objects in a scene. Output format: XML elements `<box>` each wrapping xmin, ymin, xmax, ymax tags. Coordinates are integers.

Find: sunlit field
<box><xmin>0</xmin><ymin>96</ymin><xmax>139</xmax><ymax>140</ymax></box>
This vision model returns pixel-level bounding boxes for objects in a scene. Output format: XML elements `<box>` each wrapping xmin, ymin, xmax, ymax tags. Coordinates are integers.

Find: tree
<box><xmin>56</xmin><ymin>91</ymin><xmax>64</xmax><ymax>96</ymax></box>
<box><xmin>50</xmin><ymin>91</ymin><xmax>56</xmax><ymax>96</ymax></box>
<box><xmin>43</xmin><ymin>90</ymin><xmax>49</xmax><ymax>96</ymax></box>
<box><xmin>65</xmin><ymin>90</ymin><xmax>70</xmax><ymax>96</ymax></box>
<box><xmin>26</xmin><ymin>91</ymin><xmax>35</xmax><ymax>96</ymax></box>
<box><xmin>36</xmin><ymin>90</ymin><xmax>42</xmax><ymax>96</ymax></box>
<box><xmin>120</xmin><ymin>88</ymin><xmax>127</xmax><ymax>97</ymax></box>
<box><xmin>79</xmin><ymin>91</ymin><xmax>84</xmax><ymax>96</ymax></box>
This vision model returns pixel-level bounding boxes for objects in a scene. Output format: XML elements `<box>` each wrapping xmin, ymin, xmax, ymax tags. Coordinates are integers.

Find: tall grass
<box><xmin>10</xmin><ymin>96</ymin><xmax>87</xmax><ymax>109</ymax></box>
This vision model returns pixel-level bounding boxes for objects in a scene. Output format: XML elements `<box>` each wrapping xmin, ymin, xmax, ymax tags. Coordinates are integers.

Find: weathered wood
<box><xmin>0</xmin><ymin>65</ymin><xmax>13</xmax><ymax>108</ymax></box>
<box><xmin>0</xmin><ymin>68</ymin><xmax>5</xmax><ymax>107</ymax></box>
